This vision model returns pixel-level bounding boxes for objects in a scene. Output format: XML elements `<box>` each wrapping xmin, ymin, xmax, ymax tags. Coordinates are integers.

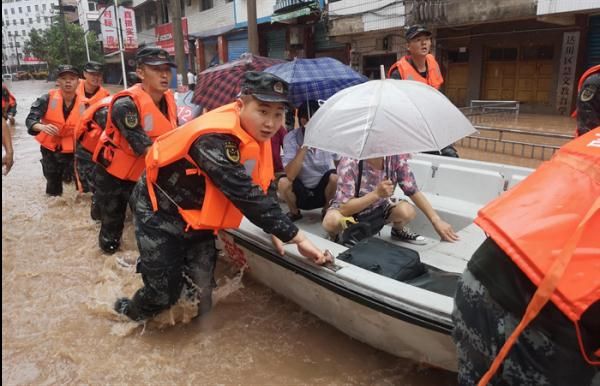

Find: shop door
<box><xmin>444</xmin><ymin>49</ymin><xmax>470</xmax><ymax>106</ymax></box>
<box><xmin>228</xmin><ymin>33</ymin><xmax>248</xmax><ymax>62</ymax></box>
<box><xmin>482</xmin><ymin>61</ymin><xmax>516</xmax><ymax>100</ymax></box>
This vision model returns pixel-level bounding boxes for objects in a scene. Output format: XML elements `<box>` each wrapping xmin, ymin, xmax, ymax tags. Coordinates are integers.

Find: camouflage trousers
<box><xmin>452</xmin><ymin>269</ymin><xmax>598</xmax><ymax>386</ymax></box>
<box><xmin>125</xmin><ymin>184</ymin><xmax>217</xmax><ymax>320</ymax></box>
<box><xmin>94</xmin><ymin>165</ymin><xmax>135</xmax><ymax>247</ymax></box>
<box><xmin>40</xmin><ymin>146</ymin><xmax>73</xmax><ymax>196</ymax></box>
<box><xmin>74</xmin><ymin>145</ymin><xmax>96</xmax><ymax>193</ymax></box>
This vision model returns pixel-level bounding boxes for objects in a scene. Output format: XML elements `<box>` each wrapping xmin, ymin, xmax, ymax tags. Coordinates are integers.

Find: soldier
<box><xmin>388</xmin><ymin>25</ymin><xmax>458</xmax><ymax>157</ymax></box>
<box><xmin>77</xmin><ymin>61</ymin><xmax>110</xmax><ymax>107</ymax></box>
<box><xmin>70</xmin><ymin>61</ymin><xmax>110</xmax><ymax>186</ymax></box>
<box><xmin>575</xmin><ymin>64</ymin><xmax>600</xmax><ymax>137</ymax></box>
<box><xmin>114</xmin><ymin>71</ymin><xmax>332</xmax><ymax>322</ymax></box>
<box><xmin>93</xmin><ymin>47</ymin><xmax>178</xmax><ymax>254</ymax></box>
<box><xmin>26</xmin><ymin>65</ymin><xmax>84</xmax><ymax>196</ymax></box>
<box><xmin>451</xmin><ymin>131</ymin><xmax>600</xmax><ymax>383</ymax></box>
<box><xmin>74</xmin><ymin>96</ymin><xmax>111</xmax><ymax>219</ymax></box>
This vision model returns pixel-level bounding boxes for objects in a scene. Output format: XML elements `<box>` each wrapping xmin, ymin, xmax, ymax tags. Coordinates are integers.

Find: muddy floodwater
<box><xmin>2</xmin><ymin>80</ymin><xmax>457</xmax><ymax>385</ymax></box>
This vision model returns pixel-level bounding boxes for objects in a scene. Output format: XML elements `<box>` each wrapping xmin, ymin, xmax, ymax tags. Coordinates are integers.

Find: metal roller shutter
<box><xmin>227</xmin><ymin>32</ymin><xmax>248</xmax><ymax>62</ymax></box>
<box><xmin>588</xmin><ymin>15</ymin><xmax>600</xmax><ymax>67</ymax></box>
<box><xmin>266</xmin><ymin>29</ymin><xmax>286</xmax><ymax>59</ymax></box>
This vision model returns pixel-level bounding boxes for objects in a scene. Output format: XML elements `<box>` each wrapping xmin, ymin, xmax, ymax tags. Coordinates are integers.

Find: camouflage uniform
<box><xmin>115</xmin><ymin>133</ymin><xmax>299</xmax><ymax>321</ymax></box>
<box><xmin>94</xmin><ymin>96</ymin><xmax>154</xmax><ymax>253</ymax></box>
<box><xmin>576</xmin><ymin>72</ymin><xmax>600</xmax><ymax>137</ymax></box>
<box><xmin>26</xmin><ymin>93</ymin><xmax>78</xmax><ymax>196</ymax></box>
<box><xmin>75</xmin><ymin>105</ymin><xmax>108</xmax><ymax>194</ymax></box>
<box><xmin>452</xmin><ymin>238</ymin><xmax>599</xmax><ymax>386</ymax></box>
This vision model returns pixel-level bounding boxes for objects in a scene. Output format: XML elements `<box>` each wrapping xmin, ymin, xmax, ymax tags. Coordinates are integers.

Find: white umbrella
<box><xmin>303</xmin><ymin>80</ymin><xmax>476</xmax><ymax>159</ymax></box>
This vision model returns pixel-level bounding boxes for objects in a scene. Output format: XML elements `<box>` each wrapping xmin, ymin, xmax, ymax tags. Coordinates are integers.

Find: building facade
<box><xmin>2</xmin><ymin>0</ymin><xmax>60</xmax><ymax>69</ymax></box>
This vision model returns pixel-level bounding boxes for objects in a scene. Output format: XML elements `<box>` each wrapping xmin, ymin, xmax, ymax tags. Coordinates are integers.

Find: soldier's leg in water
<box><xmin>40</xmin><ymin>147</ymin><xmax>63</xmax><ymax>196</ymax></box>
<box><xmin>182</xmin><ymin>235</ymin><xmax>218</xmax><ymax>318</ymax></box>
<box><xmin>62</xmin><ymin>154</ymin><xmax>75</xmax><ymax>183</ymax></box>
<box><xmin>115</xmin><ymin>212</ymin><xmax>186</xmax><ymax>321</ymax></box>
<box><xmin>95</xmin><ymin>166</ymin><xmax>135</xmax><ymax>253</ymax></box>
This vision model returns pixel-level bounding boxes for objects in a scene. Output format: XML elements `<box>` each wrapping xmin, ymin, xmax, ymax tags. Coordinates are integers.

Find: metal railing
<box><xmin>457</xmin><ymin>126</ymin><xmax>574</xmax><ymax>160</ymax></box>
<box><xmin>460</xmin><ymin>100</ymin><xmax>520</xmax><ymax>126</ymax></box>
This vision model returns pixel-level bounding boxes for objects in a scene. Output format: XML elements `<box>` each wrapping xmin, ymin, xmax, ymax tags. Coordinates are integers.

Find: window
<box><xmin>29</xmin><ymin>17</ymin><xmax>33</xmax><ymax>24</ymax></box>
<box><xmin>9</xmin><ymin>42</ymin><xmax>14</xmax><ymax>48</ymax></box>
<box><xmin>18</xmin><ymin>7</ymin><xmax>22</xmax><ymax>13</ymax></box>
<box><xmin>27</xmin><ymin>5</ymin><xmax>31</xmax><ymax>12</ymax></box>
<box><xmin>200</xmin><ymin>0</ymin><xmax>214</xmax><ymax>11</ymax></box>
<box><xmin>20</xmin><ymin>19</ymin><xmax>24</xmax><ymax>25</ymax></box>
<box><xmin>37</xmin><ymin>16</ymin><xmax>41</xmax><ymax>23</ymax></box>
<box><xmin>14</xmin><ymin>31</ymin><xmax>19</xmax><ymax>36</ymax></box>
<box><xmin>42</xmin><ymin>4</ymin><xmax>47</xmax><ymax>11</ymax></box>
<box><xmin>487</xmin><ymin>47</ymin><xmax>518</xmax><ymax>61</ymax></box>
<box><xmin>3</xmin><ymin>9</ymin><xmax>7</xmax><ymax>15</ymax></box>
<box><xmin>7</xmin><ymin>31</ymin><xmax>11</xmax><ymax>36</ymax></box>
<box><xmin>16</xmin><ymin>42</ymin><xmax>21</xmax><ymax>48</ymax></box>
<box><xmin>88</xmin><ymin>1</ymin><xmax>96</xmax><ymax>11</ymax></box>
<box><xmin>35</xmin><ymin>4</ymin><xmax>39</xmax><ymax>11</ymax></box>
<box><xmin>521</xmin><ymin>45</ymin><xmax>554</xmax><ymax>60</ymax></box>
<box><xmin>13</xmin><ymin>19</ymin><xmax>17</xmax><ymax>25</ymax></box>
<box><xmin>11</xmin><ymin>8</ymin><xmax>15</xmax><ymax>14</ymax></box>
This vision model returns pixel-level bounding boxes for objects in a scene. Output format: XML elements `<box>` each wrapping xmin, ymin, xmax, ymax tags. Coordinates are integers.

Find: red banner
<box><xmin>155</xmin><ymin>18</ymin><xmax>189</xmax><ymax>55</ymax></box>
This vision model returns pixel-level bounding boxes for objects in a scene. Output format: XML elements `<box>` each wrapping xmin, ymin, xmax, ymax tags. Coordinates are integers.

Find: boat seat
<box><xmin>429</xmin><ymin>163</ymin><xmax>505</xmax><ymax>206</ymax></box>
<box><xmin>407</xmin><ymin>159</ymin><xmax>433</xmax><ymax>191</ymax></box>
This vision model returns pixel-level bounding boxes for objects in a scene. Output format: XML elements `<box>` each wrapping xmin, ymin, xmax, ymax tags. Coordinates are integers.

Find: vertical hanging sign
<box><xmin>556</xmin><ymin>31</ymin><xmax>579</xmax><ymax>115</ymax></box>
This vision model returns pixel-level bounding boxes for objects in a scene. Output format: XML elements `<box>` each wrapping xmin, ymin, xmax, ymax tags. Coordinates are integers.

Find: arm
<box><xmin>26</xmin><ymin>94</ymin><xmax>58</xmax><ymax>136</ymax></box>
<box><xmin>110</xmin><ymin>96</ymin><xmax>152</xmax><ymax>156</ymax></box>
<box><xmin>281</xmin><ymin>130</ymin><xmax>307</xmax><ymax>181</ymax></box>
<box><xmin>409</xmin><ymin>192</ymin><xmax>459</xmax><ymax>242</ymax></box>
<box><xmin>191</xmin><ymin>134</ymin><xmax>331</xmax><ymax>264</ymax></box>
<box><xmin>2</xmin><ymin>118</ymin><xmax>13</xmax><ymax>175</ymax></box>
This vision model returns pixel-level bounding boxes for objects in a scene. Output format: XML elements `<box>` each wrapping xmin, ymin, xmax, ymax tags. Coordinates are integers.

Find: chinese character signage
<box><xmin>100</xmin><ymin>6</ymin><xmax>138</xmax><ymax>53</ymax></box>
<box><xmin>155</xmin><ymin>18</ymin><xmax>189</xmax><ymax>55</ymax></box>
<box><xmin>556</xmin><ymin>31</ymin><xmax>579</xmax><ymax>115</ymax></box>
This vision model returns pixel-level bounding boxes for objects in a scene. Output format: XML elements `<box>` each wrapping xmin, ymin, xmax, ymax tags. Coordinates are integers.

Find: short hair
<box><xmin>297</xmin><ymin>100</ymin><xmax>320</xmax><ymax>121</ymax></box>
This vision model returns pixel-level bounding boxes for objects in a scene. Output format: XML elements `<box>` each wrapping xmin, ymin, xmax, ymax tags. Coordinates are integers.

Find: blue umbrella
<box><xmin>264</xmin><ymin>57</ymin><xmax>368</xmax><ymax>107</ymax></box>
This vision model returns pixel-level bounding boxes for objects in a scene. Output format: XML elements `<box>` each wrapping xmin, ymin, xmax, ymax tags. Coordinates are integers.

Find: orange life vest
<box><xmin>145</xmin><ymin>102</ymin><xmax>274</xmax><ymax>232</ymax></box>
<box><xmin>475</xmin><ymin>127</ymin><xmax>600</xmax><ymax>384</ymax></box>
<box><xmin>387</xmin><ymin>54</ymin><xmax>444</xmax><ymax>89</ymax></box>
<box><xmin>76</xmin><ymin>80</ymin><xmax>110</xmax><ymax>108</ymax></box>
<box><xmin>35</xmin><ymin>89</ymin><xmax>85</xmax><ymax>153</ymax></box>
<box><xmin>75</xmin><ymin>96</ymin><xmax>112</xmax><ymax>154</ymax></box>
<box><xmin>93</xmin><ymin>83</ymin><xmax>177</xmax><ymax>181</ymax></box>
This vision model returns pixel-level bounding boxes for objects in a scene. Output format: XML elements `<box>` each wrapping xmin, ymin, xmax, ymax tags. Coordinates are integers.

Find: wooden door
<box><xmin>445</xmin><ymin>63</ymin><xmax>468</xmax><ymax>106</ymax></box>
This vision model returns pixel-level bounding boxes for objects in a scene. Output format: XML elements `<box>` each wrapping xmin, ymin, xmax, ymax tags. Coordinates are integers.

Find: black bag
<box><xmin>337</xmin><ymin>237</ymin><xmax>427</xmax><ymax>282</ymax></box>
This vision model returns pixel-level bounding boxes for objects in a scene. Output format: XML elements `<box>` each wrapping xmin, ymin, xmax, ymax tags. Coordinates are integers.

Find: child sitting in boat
<box><xmin>322</xmin><ymin>155</ymin><xmax>459</xmax><ymax>245</ymax></box>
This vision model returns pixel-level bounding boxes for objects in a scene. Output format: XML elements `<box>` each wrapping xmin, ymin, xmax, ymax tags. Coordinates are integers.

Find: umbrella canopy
<box><xmin>264</xmin><ymin>57</ymin><xmax>368</xmax><ymax>107</ymax></box>
<box><xmin>193</xmin><ymin>53</ymin><xmax>285</xmax><ymax>111</ymax></box>
<box><xmin>303</xmin><ymin>80</ymin><xmax>476</xmax><ymax>159</ymax></box>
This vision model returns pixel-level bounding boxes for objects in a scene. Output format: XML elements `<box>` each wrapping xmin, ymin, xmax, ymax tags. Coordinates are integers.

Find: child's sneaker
<box><xmin>390</xmin><ymin>227</ymin><xmax>427</xmax><ymax>245</ymax></box>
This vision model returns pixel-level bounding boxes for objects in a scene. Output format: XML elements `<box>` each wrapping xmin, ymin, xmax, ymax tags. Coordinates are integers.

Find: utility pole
<box><xmin>114</xmin><ymin>0</ymin><xmax>128</xmax><ymax>88</ymax></box>
<box><xmin>247</xmin><ymin>0</ymin><xmax>258</xmax><ymax>55</ymax></box>
<box><xmin>57</xmin><ymin>0</ymin><xmax>71</xmax><ymax>64</ymax></box>
<box><xmin>171</xmin><ymin>0</ymin><xmax>187</xmax><ymax>86</ymax></box>
<box><xmin>84</xmin><ymin>31</ymin><xmax>91</xmax><ymax>62</ymax></box>
<box><xmin>12</xmin><ymin>36</ymin><xmax>21</xmax><ymax>68</ymax></box>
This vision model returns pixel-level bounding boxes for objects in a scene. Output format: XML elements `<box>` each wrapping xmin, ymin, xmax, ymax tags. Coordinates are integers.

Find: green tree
<box><xmin>25</xmin><ymin>24</ymin><xmax>103</xmax><ymax>73</ymax></box>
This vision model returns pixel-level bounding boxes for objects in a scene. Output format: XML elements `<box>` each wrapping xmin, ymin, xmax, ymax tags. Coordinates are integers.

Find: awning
<box><xmin>188</xmin><ymin>25</ymin><xmax>240</xmax><ymax>40</ymax></box>
<box><xmin>271</xmin><ymin>3</ymin><xmax>319</xmax><ymax>23</ymax></box>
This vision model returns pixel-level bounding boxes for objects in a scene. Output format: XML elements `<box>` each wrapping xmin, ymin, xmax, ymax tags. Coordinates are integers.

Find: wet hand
<box><xmin>39</xmin><ymin>124</ymin><xmax>59</xmax><ymax>136</ymax></box>
<box><xmin>433</xmin><ymin>219</ymin><xmax>459</xmax><ymax>242</ymax></box>
<box><xmin>375</xmin><ymin>179</ymin><xmax>394</xmax><ymax>198</ymax></box>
